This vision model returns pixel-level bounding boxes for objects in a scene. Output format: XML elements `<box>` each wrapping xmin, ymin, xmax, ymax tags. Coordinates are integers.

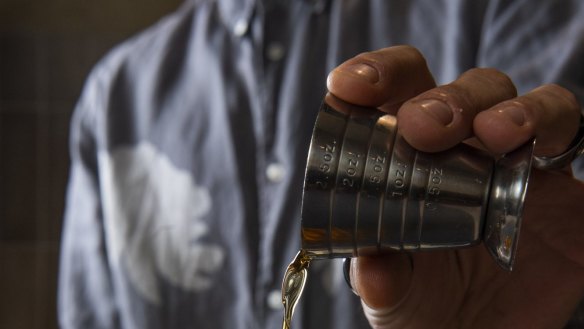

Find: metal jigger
<box><xmin>301</xmin><ymin>95</ymin><xmax>534</xmax><ymax>270</ymax></box>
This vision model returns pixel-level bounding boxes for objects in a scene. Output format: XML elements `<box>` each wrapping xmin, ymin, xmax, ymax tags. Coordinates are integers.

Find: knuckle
<box><xmin>506</xmin><ymin>98</ymin><xmax>537</xmax><ymax>120</ymax></box>
<box><xmin>462</xmin><ymin>68</ymin><xmax>517</xmax><ymax>97</ymax></box>
<box><xmin>353</xmin><ymin>51</ymin><xmax>376</xmax><ymax>62</ymax></box>
<box><xmin>516</xmin><ymin>84</ymin><xmax>582</xmax><ymax>156</ymax></box>
<box><xmin>418</xmin><ymin>83</ymin><xmax>474</xmax><ymax>115</ymax></box>
<box><xmin>423</xmin><ymin>84</ymin><xmax>467</xmax><ymax>102</ymax></box>
<box><xmin>523</xmin><ymin>84</ymin><xmax>581</xmax><ymax>124</ymax></box>
<box><xmin>353</xmin><ymin>46</ymin><xmax>433</xmax><ymax>87</ymax></box>
<box><xmin>536</xmin><ymin>84</ymin><xmax>580</xmax><ymax>111</ymax></box>
<box><xmin>368</xmin><ymin>44</ymin><xmax>423</xmax><ymax>58</ymax></box>
<box><xmin>397</xmin><ymin>45</ymin><xmax>425</xmax><ymax>60</ymax></box>
<box><xmin>360</xmin><ymin>45</ymin><xmax>426</xmax><ymax>64</ymax></box>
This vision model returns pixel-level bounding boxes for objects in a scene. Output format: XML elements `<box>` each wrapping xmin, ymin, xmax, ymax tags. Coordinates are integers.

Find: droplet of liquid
<box><xmin>281</xmin><ymin>250</ymin><xmax>312</xmax><ymax>329</ymax></box>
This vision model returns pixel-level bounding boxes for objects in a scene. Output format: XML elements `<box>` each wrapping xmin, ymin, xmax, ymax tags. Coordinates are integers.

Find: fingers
<box><xmin>328</xmin><ymin>46</ymin><xmax>581</xmax><ymax>158</ymax></box>
<box><xmin>474</xmin><ymin>84</ymin><xmax>581</xmax><ymax>156</ymax></box>
<box><xmin>397</xmin><ymin>68</ymin><xmax>517</xmax><ymax>152</ymax></box>
<box><xmin>328</xmin><ymin>47</ymin><xmax>519</xmax><ymax>152</ymax></box>
<box><xmin>350</xmin><ymin>254</ymin><xmax>413</xmax><ymax>310</ymax></box>
<box><xmin>350</xmin><ymin>252</ymin><xmax>469</xmax><ymax>329</ymax></box>
<box><xmin>327</xmin><ymin>45</ymin><xmax>436</xmax><ymax>112</ymax></box>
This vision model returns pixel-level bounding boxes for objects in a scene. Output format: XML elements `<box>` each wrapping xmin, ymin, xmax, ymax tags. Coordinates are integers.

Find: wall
<box><xmin>0</xmin><ymin>0</ymin><xmax>183</xmax><ymax>327</ymax></box>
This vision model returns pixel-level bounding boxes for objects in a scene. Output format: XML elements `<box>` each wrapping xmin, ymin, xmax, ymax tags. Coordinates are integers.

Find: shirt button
<box><xmin>233</xmin><ymin>18</ymin><xmax>249</xmax><ymax>37</ymax></box>
<box><xmin>266</xmin><ymin>162</ymin><xmax>286</xmax><ymax>183</ymax></box>
<box><xmin>266</xmin><ymin>42</ymin><xmax>285</xmax><ymax>62</ymax></box>
<box><xmin>267</xmin><ymin>290</ymin><xmax>283</xmax><ymax>310</ymax></box>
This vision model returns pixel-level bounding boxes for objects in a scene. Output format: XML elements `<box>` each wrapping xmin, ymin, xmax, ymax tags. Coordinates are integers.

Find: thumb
<box><xmin>352</xmin><ymin>253</ymin><xmax>414</xmax><ymax>328</ymax></box>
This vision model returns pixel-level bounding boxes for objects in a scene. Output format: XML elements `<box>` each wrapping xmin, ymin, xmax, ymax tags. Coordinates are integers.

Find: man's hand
<box><xmin>327</xmin><ymin>45</ymin><xmax>584</xmax><ymax>329</ymax></box>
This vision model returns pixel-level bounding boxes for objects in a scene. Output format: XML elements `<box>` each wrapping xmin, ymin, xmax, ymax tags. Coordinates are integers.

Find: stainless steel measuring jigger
<box><xmin>301</xmin><ymin>95</ymin><xmax>534</xmax><ymax>270</ymax></box>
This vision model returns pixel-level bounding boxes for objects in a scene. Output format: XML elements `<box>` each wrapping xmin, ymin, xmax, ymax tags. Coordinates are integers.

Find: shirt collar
<box><xmin>217</xmin><ymin>0</ymin><xmax>256</xmax><ymax>37</ymax></box>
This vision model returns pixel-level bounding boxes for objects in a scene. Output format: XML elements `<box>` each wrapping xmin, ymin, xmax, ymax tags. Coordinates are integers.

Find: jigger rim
<box><xmin>484</xmin><ymin>139</ymin><xmax>535</xmax><ymax>271</ymax></box>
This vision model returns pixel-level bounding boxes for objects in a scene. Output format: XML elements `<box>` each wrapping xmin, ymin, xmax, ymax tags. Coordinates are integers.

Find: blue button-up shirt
<box><xmin>59</xmin><ymin>0</ymin><xmax>584</xmax><ymax>328</ymax></box>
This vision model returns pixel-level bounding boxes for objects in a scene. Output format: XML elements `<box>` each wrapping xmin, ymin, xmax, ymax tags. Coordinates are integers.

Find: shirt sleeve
<box><xmin>58</xmin><ymin>68</ymin><xmax>120</xmax><ymax>329</ymax></box>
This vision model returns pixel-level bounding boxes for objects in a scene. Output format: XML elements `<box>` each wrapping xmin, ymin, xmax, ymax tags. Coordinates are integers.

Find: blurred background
<box><xmin>0</xmin><ymin>0</ymin><xmax>183</xmax><ymax>327</ymax></box>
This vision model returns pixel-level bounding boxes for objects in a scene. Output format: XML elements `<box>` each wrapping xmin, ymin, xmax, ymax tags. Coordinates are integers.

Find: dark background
<box><xmin>0</xmin><ymin>1</ymin><xmax>183</xmax><ymax>327</ymax></box>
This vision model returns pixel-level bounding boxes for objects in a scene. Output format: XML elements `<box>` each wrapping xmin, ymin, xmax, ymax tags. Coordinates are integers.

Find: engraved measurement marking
<box><xmin>428</xmin><ymin>167</ymin><xmax>443</xmax><ymax>195</ymax></box>
<box><xmin>369</xmin><ymin>154</ymin><xmax>386</xmax><ymax>184</ymax></box>
<box><xmin>390</xmin><ymin>162</ymin><xmax>407</xmax><ymax>197</ymax></box>
<box><xmin>319</xmin><ymin>142</ymin><xmax>337</xmax><ymax>172</ymax></box>
<box><xmin>343</xmin><ymin>152</ymin><xmax>361</xmax><ymax>187</ymax></box>
<box><xmin>424</xmin><ymin>202</ymin><xmax>438</xmax><ymax>211</ymax></box>
<box><xmin>315</xmin><ymin>141</ymin><xmax>337</xmax><ymax>189</ymax></box>
<box><xmin>425</xmin><ymin>167</ymin><xmax>443</xmax><ymax>211</ymax></box>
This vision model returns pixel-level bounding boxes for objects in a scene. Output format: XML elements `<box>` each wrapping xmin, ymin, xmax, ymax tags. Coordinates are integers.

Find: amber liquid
<box><xmin>281</xmin><ymin>250</ymin><xmax>312</xmax><ymax>329</ymax></box>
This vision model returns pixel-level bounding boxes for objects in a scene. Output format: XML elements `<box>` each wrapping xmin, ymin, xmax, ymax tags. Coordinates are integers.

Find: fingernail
<box><xmin>500</xmin><ymin>107</ymin><xmax>525</xmax><ymax>126</ymax></box>
<box><xmin>343</xmin><ymin>63</ymin><xmax>379</xmax><ymax>84</ymax></box>
<box><xmin>418</xmin><ymin>99</ymin><xmax>454</xmax><ymax>125</ymax></box>
<box><xmin>342</xmin><ymin>258</ymin><xmax>358</xmax><ymax>296</ymax></box>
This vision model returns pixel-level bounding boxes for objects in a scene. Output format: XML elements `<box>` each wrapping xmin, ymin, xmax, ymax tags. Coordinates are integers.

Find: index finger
<box><xmin>327</xmin><ymin>45</ymin><xmax>436</xmax><ymax>113</ymax></box>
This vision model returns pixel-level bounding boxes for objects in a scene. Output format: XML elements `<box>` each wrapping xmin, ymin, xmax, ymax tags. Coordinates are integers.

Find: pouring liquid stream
<box><xmin>281</xmin><ymin>250</ymin><xmax>312</xmax><ymax>329</ymax></box>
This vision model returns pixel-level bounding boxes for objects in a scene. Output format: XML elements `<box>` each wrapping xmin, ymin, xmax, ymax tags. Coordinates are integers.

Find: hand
<box><xmin>327</xmin><ymin>45</ymin><xmax>584</xmax><ymax>329</ymax></box>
